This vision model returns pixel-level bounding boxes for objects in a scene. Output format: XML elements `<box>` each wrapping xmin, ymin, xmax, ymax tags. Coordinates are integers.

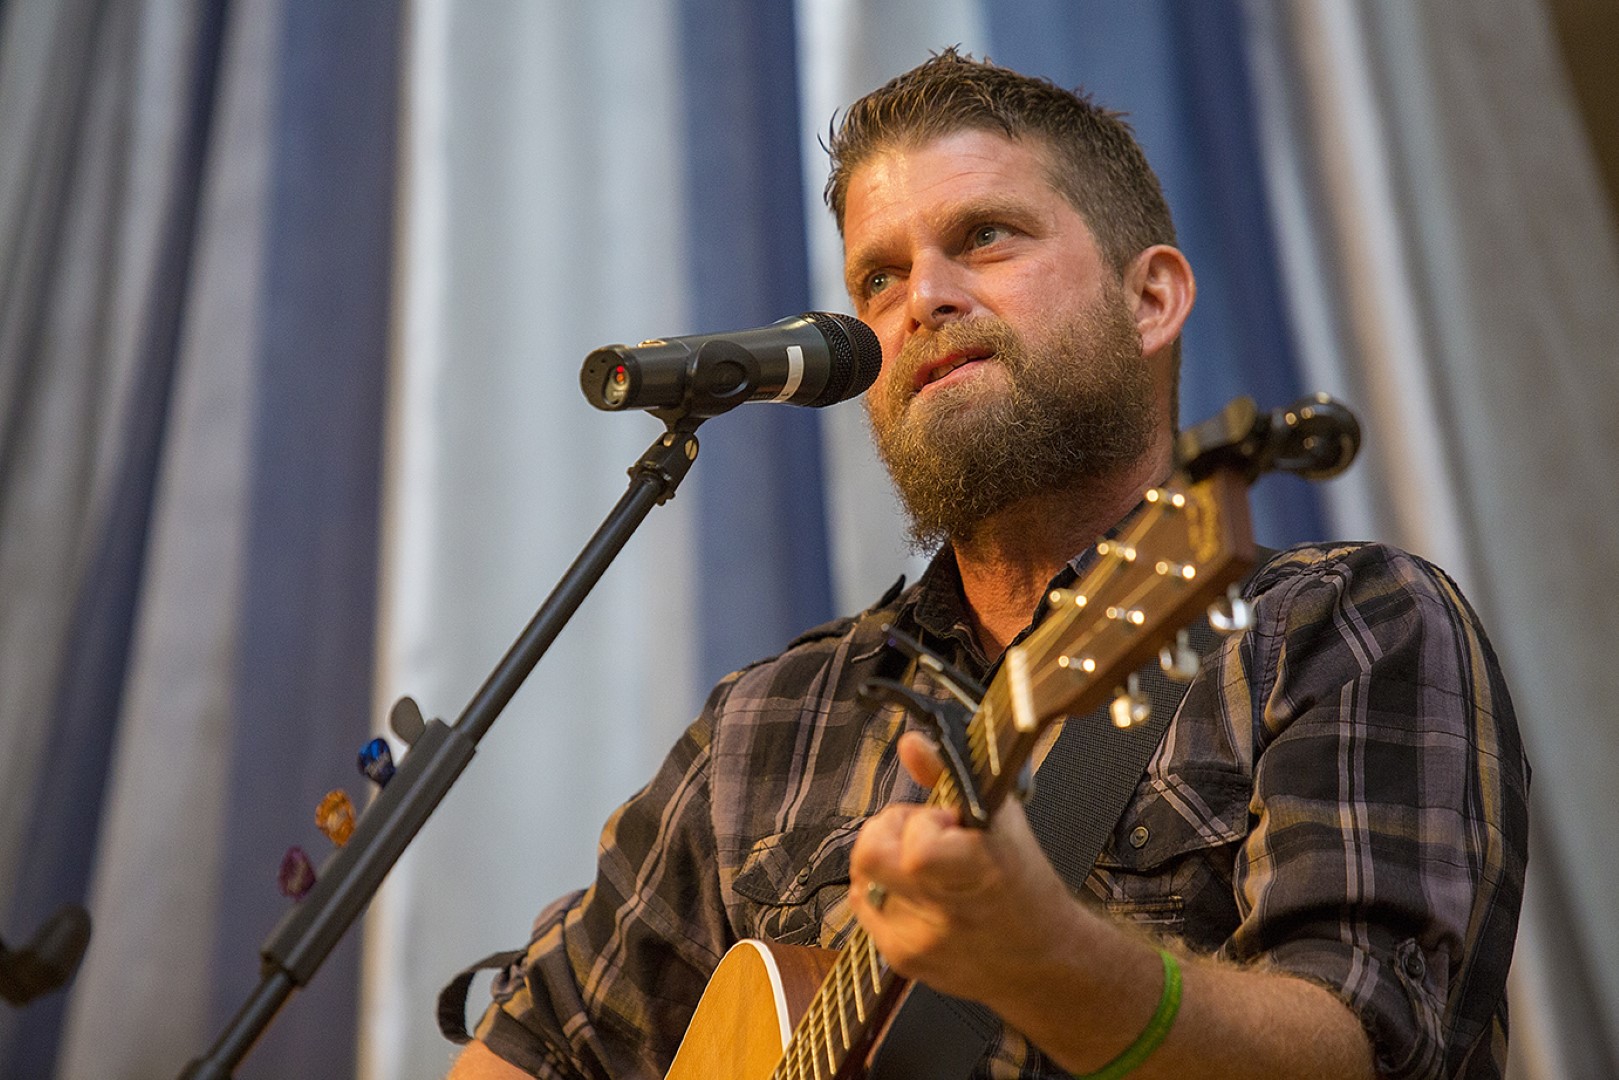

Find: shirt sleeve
<box><xmin>472</xmin><ymin>683</ymin><xmax>737</xmax><ymax>1079</ymax></box>
<box><xmin>1226</xmin><ymin>544</ymin><xmax>1528</xmax><ymax>1080</ymax></box>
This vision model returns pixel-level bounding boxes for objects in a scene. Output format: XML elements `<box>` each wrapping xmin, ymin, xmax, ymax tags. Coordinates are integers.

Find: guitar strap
<box><xmin>867</xmin><ymin>602</ymin><xmax>1241</xmax><ymax>1078</ymax></box>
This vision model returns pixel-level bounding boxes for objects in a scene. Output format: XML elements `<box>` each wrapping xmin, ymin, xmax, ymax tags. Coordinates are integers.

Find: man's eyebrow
<box><xmin>941</xmin><ymin>193</ymin><xmax>1044</xmax><ymax>226</ymax></box>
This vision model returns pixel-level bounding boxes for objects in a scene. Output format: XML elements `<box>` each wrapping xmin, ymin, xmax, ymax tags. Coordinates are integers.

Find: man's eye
<box><xmin>970</xmin><ymin>224</ymin><xmax>1007</xmax><ymax>247</ymax></box>
<box><xmin>866</xmin><ymin>270</ymin><xmax>891</xmax><ymax>297</ymax></box>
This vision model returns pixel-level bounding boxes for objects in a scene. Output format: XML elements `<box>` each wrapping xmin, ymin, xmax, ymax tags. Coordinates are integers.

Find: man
<box><xmin>448</xmin><ymin>51</ymin><xmax>1527</xmax><ymax>1079</ymax></box>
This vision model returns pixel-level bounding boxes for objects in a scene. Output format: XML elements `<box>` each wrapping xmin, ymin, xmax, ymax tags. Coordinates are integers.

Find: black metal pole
<box><xmin>180</xmin><ymin>425</ymin><xmax>702</xmax><ymax>1078</ymax></box>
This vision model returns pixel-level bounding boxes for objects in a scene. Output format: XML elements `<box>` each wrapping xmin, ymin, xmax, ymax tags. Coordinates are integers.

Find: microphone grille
<box><xmin>800</xmin><ymin>312</ymin><xmax>882</xmax><ymax>407</ymax></box>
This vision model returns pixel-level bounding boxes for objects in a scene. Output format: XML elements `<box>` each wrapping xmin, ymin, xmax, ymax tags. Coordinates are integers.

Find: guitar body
<box><xmin>665</xmin><ymin>940</ymin><xmax>838</xmax><ymax>1080</ymax></box>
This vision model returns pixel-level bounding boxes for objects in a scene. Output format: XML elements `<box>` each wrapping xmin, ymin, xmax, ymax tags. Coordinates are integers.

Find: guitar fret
<box><xmin>832</xmin><ymin>961</ymin><xmax>852</xmax><ymax>1047</ymax></box>
<box><xmin>800</xmin><ymin>1033</ymin><xmax>814</xmax><ymax>1080</ymax></box>
<box><xmin>796</xmin><ymin>1003</ymin><xmax>816</xmax><ymax>1080</ymax></box>
<box><xmin>980</xmin><ymin>699</ymin><xmax>1003</xmax><ymax>777</ymax></box>
<box><xmin>772</xmin><ymin>1042</ymin><xmax>796</xmax><ymax>1080</ymax></box>
<box><xmin>843</xmin><ymin>953</ymin><xmax>865</xmax><ymax>1023</ymax></box>
<box><xmin>810</xmin><ymin>1000</ymin><xmax>827</xmax><ymax>1080</ymax></box>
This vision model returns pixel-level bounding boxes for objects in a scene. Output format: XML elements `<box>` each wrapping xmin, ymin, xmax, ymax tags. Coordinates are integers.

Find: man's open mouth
<box><xmin>915</xmin><ymin>349</ymin><xmax>994</xmax><ymax>390</ymax></box>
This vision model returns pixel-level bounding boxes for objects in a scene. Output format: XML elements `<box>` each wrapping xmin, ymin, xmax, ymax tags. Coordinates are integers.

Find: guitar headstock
<box><xmin>953</xmin><ymin>395</ymin><xmax>1356</xmax><ymax>813</ymax></box>
<box><xmin>1008</xmin><ymin>468</ymin><xmax>1255</xmax><ymax>736</ymax></box>
<box><xmin>963</xmin><ymin>468</ymin><xmax>1256</xmax><ymax>809</ymax></box>
<box><xmin>1014</xmin><ymin>469</ymin><xmax>1254</xmax><ymax>729</ymax></box>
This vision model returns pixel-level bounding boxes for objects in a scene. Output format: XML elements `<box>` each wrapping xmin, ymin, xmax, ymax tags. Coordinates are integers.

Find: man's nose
<box><xmin>907</xmin><ymin>253</ymin><xmax>974</xmax><ymax>332</ymax></box>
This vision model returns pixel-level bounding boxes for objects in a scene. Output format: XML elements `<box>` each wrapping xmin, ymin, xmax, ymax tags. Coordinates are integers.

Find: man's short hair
<box><xmin>825</xmin><ymin>48</ymin><xmax>1176</xmax><ymax>276</ymax></box>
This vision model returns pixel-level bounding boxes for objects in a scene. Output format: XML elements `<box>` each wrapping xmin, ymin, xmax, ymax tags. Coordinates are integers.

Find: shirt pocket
<box><xmin>731</xmin><ymin>818</ymin><xmax>863</xmax><ymax>947</ymax></box>
<box><xmin>1090</xmin><ymin>767</ymin><xmax>1253</xmax><ymax>945</ymax></box>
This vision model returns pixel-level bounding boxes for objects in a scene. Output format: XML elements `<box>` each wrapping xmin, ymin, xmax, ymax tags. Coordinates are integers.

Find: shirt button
<box><xmin>1129</xmin><ymin>825</ymin><xmax>1151</xmax><ymax>849</ymax></box>
<box><xmin>795</xmin><ymin>867</ymin><xmax>812</xmax><ymax>884</ymax></box>
<box><xmin>1402</xmin><ymin>949</ymin><xmax>1426</xmax><ymax>980</ymax></box>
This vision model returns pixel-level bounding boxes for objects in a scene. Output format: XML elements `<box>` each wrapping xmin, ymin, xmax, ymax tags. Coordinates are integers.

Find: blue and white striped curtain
<box><xmin>1</xmin><ymin>1</ymin><xmax>1613</xmax><ymax>1077</ymax></box>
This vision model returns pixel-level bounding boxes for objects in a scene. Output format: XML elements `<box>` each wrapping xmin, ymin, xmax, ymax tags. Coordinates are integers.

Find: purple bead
<box><xmin>358</xmin><ymin>737</ymin><xmax>395</xmax><ymax>786</ymax></box>
<box><xmin>278</xmin><ymin>846</ymin><xmax>317</xmax><ymax>900</ymax></box>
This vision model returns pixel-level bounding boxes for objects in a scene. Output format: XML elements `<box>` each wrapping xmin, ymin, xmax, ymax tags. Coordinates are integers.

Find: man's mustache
<box><xmin>890</xmin><ymin>318</ymin><xmax>1021</xmax><ymax>392</ymax></box>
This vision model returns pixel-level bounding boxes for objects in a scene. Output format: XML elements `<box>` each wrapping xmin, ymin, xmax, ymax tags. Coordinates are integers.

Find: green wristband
<box><xmin>1073</xmin><ymin>948</ymin><xmax>1182</xmax><ymax>1080</ymax></box>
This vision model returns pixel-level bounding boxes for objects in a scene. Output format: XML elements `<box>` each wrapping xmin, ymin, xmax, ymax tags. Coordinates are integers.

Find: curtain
<box><xmin>361</xmin><ymin>4</ymin><xmax>699</xmax><ymax>1077</ymax></box>
<box><xmin>0</xmin><ymin>0</ymin><xmax>400</xmax><ymax>1075</ymax></box>
<box><xmin>1245</xmin><ymin>2</ymin><xmax>1619</xmax><ymax>1074</ymax></box>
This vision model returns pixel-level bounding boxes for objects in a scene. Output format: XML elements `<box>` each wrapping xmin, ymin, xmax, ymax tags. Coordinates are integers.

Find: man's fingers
<box><xmin>897</xmin><ymin>730</ymin><xmax>946</xmax><ymax>788</ymax></box>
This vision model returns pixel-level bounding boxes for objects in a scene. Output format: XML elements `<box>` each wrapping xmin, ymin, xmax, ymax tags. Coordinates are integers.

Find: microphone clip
<box><xmin>1174</xmin><ymin>393</ymin><xmax>1362</xmax><ymax>483</ymax></box>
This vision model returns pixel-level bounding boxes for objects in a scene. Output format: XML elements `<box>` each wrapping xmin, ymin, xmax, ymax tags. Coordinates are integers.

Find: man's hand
<box><xmin>848</xmin><ymin>731</ymin><xmax>1078</xmax><ymax>1005</ymax></box>
<box><xmin>848</xmin><ymin>732</ymin><xmax>1377</xmax><ymax>1079</ymax></box>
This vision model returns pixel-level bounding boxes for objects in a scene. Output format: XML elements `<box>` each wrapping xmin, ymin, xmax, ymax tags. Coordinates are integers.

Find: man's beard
<box><xmin>866</xmin><ymin>289</ymin><xmax>1156</xmax><ymax>551</ymax></box>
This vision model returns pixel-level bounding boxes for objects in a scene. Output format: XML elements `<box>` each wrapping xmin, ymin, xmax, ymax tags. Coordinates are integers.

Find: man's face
<box><xmin>841</xmin><ymin>129</ymin><xmax>1155</xmax><ymax>546</ymax></box>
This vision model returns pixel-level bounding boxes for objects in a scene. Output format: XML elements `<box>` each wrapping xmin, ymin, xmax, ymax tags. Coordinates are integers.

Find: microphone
<box><xmin>580</xmin><ymin>312</ymin><xmax>882</xmax><ymax>417</ymax></box>
<box><xmin>0</xmin><ymin>905</ymin><xmax>91</xmax><ymax>1007</ymax></box>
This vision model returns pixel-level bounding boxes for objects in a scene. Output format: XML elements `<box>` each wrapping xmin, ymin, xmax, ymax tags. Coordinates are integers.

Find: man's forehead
<box><xmin>839</xmin><ymin>130</ymin><xmax>1072</xmax><ymax>253</ymax></box>
<box><xmin>845</xmin><ymin>126</ymin><xmax>1061</xmax><ymax>192</ymax></box>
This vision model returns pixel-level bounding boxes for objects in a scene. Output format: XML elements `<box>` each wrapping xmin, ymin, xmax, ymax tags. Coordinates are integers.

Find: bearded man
<box><xmin>447</xmin><ymin>51</ymin><xmax>1527</xmax><ymax>1080</ymax></box>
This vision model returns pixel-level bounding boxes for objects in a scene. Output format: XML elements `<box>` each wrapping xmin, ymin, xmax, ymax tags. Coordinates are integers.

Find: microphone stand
<box><xmin>180</xmin><ymin>416</ymin><xmax>706</xmax><ymax>1078</ymax></box>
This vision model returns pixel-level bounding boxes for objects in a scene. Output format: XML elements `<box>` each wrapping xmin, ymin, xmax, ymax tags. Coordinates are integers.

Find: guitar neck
<box><xmin>769</xmin><ymin>925</ymin><xmax>903</xmax><ymax>1080</ymax></box>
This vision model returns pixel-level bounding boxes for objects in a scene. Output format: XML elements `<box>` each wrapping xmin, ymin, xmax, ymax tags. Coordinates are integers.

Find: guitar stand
<box><xmin>179</xmin><ymin>413</ymin><xmax>708</xmax><ymax>1079</ymax></box>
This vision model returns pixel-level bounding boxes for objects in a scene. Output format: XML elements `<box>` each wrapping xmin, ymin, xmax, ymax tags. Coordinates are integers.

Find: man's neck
<box><xmin>952</xmin><ymin>449</ymin><xmax>1168</xmax><ymax>657</ymax></box>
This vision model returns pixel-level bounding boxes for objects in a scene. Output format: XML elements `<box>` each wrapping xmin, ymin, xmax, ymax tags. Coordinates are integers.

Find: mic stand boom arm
<box><xmin>180</xmin><ymin>419</ymin><xmax>706</xmax><ymax>1079</ymax></box>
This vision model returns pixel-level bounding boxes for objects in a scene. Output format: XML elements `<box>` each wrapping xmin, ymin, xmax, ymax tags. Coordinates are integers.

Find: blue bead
<box><xmin>358</xmin><ymin>737</ymin><xmax>396</xmax><ymax>786</ymax></box>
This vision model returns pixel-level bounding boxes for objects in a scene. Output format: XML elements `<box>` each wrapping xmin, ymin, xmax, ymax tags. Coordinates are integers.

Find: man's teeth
<box><xmin>927</xmin><ymin>355</ymin><xmax>979</xmax><ymax>384</ymax></box>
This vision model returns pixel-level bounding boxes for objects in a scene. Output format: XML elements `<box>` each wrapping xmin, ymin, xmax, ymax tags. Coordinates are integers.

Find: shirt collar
<box><xmin>890</xmin><ymin>494</ymin><xmax>1157</xmax><ymax>673</ymax></box>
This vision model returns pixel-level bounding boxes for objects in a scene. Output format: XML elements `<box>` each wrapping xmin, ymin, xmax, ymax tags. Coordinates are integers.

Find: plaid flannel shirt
<box><xmin>469</xmin><ymin>541</ymin><xmax>1528</xmax><ymax>1079</ymax></box>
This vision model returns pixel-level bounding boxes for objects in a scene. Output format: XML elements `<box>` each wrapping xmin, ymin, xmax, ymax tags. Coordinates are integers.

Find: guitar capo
<box><xmin>858</xmin><ymin>626</ymin><xmax>993</xmax><ymax>829</ymax></box>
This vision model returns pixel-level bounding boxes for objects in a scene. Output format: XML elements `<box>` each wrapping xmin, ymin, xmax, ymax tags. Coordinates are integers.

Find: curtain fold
<box><xmin>677</xmin><ymin>0</ymin><xmax>834</xmax><ymax>689</ymax></box>
<box><xmin>0</xmin><ymin>0</ymin><xmax>402</xmax><ymax>1074</ymax></box>
<box><xmin>1245</xmin><ymin>1</ymin><xmax>1619</xmax><ymax>1075</ymax></box>
<box><xmin>362</xmin><ymin>4</ymin><xmax>699</xmax><ymax>1076</ymax></box>
<box><xmin>0</xmin><ymin>1</ymin><xmax>233</xmax><ymax>1072</ymax></box>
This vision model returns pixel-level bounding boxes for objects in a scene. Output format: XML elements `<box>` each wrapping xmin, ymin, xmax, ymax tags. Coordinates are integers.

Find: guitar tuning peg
<box><xmin>1158</xmin><ymin>630</ymin><xmax>1201</xmax><ymax>682</ymax></box>
<box><xmin>1110</xmin><ymin>674</ymin><xmax>1151</xmax><ymax>729</ymax></box>
<box><xmin>1208</xmin><ymin>586</ymin><xmax>1254</xmax><ymax>634</ymax></box>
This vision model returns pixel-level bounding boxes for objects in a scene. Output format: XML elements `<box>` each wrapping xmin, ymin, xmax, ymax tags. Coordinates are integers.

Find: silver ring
<box><xmin>865</xmin><ymin>880</ymin><xmax>888</xmax><ymax>911</ymax></box>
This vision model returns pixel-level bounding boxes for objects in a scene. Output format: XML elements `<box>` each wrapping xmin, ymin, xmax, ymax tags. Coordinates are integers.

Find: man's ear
<box><xmin>1124</xmin><ymin>245</ymin><xmax>1195</xmax><ymax>358</ymax></box>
